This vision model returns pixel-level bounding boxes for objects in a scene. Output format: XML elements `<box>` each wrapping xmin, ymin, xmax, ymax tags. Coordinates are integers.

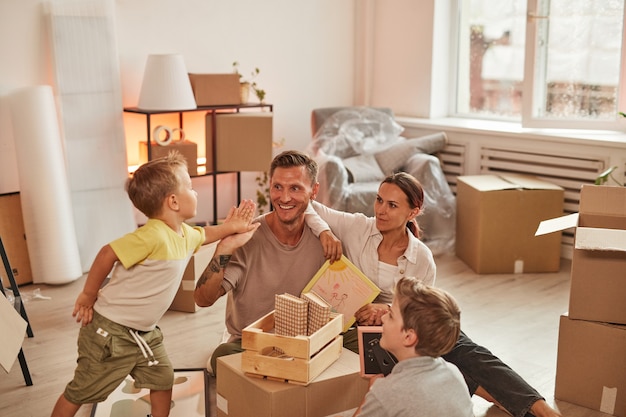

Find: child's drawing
<box><xmin>303</xmin><ymin>256</ymin><xmax>380</xmax><ymax>332</ymax></box>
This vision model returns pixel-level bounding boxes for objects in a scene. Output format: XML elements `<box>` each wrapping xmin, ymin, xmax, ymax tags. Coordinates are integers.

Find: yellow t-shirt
<box><xmin>94</xmin><ymin>219</ymin><xmax>205</xmax><ymax>331</ymax></box>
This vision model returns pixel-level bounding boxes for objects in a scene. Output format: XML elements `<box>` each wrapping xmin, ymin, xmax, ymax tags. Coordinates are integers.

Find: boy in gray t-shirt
<box><xmin>355</xmin><ymin>277</ymin><xmax>473</xmax><ymax>417</ymax></box>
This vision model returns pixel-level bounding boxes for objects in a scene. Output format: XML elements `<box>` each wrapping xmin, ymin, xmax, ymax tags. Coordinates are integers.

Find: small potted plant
<box><xmin>232</xmin><ymin>61</ymin><xmax>265</xmax><ymax>104</ymax></box>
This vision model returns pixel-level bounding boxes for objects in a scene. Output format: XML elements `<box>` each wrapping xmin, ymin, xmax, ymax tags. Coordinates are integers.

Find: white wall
<box><xmin>0</xmin><ymin>0</ymin><xmax>357</xmax><ymax>202</ymax></box>
<box><xmin>354</xmin><ymin>0</ymin><xmax>450</xmax><ymax>118</ymax></box>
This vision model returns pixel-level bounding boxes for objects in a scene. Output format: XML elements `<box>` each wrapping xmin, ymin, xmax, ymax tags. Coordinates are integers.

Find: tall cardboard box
<box><xmin>169</xmin><ymin>241</ymin><xmax>217</xmax><ymax>313</ymax></box>
<box><xmin>0</xmin><ymin>193</ymin><xmax>32</xmax><ymax>286</ymax></box>
<box><xmin>216</xmin><ymin>349</ymin><xmax>369</xmax><ymax>417</ymax></box>
<box><xmin>536</xmin><ymin>185</ymin><xmax>626</xmax><ymax>324</ymax></box>
<box><xmin>456</xmin><ymin>174</ymin><xmax>564</xmax><ymax>274</ymax></box>
<box><xmin>206</xmin><ymin>112</ymin><xmax>273</xmax><ymax>172</ymax></box>
<box><xmin>555</xmin><ymin>314</ymin><xmax>626</xmax><ymax>416</ymax></box>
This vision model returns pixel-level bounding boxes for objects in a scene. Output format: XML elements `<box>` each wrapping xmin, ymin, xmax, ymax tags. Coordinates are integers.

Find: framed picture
<box><xmin>302</xmin><ymin>255</ymin><xmax>380</xmax><ymax>332</ymax></box>
<box><xmin>90</xmin><ymin>368</ymin><xmax>209</xmax><ymax>417</ymax></box>
<box><xmin>357</xmin><ymin>326</ymin><xmax>397</xmax><ymax>377</ymax></box>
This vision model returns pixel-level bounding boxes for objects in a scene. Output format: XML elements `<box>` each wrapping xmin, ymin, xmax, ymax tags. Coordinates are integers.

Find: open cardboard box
<box><xmin>456</xmin><ymin>174</ymin><xmax>564</xmax><ymax>274</ymax></box>
<box><xmin>536</xmin><ymin>185</ymin><xmax>626</xmax><ymax>324</ymax></box>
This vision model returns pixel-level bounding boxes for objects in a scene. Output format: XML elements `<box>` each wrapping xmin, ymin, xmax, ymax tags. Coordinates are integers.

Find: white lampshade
<box><xmin>137</xmin><ymin>53</ymin><xmax>197</xmax><ymax>111</ymax></box>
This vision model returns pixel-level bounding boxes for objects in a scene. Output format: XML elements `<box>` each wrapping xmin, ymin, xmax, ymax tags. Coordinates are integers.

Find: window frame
<box><xmin>522</xmin><ymin>0</ymin><xmax>626</xmax><ymax>130</ymax></box>
<box><xmin>455</xmin><ymin>0</ymin><xmax>626</xmax><ymax>131</ymax></box>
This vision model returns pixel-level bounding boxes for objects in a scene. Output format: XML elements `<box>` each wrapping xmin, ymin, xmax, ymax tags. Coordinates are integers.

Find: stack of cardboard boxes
<box><xmin>536</xmin><ymin>185</ymin><xmax>626</xmax><ymax>417</ymax></box>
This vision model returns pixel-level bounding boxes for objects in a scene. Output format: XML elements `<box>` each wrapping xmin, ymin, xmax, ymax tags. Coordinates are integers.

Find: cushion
<box><xmin>374</xmin><ymin>132</ymin><xmax>448</xmax><ymax>175</ymax></box>
<box><xmin>343</xmin><ymin>154</ymin><xmax>386</xmax><ymax>183</ymax></box>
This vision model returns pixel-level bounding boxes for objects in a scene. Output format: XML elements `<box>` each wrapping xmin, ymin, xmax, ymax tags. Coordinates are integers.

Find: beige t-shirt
<box><xmin>221</xmin><ymin>215</ymin><xmax>327</xmax><ymax>341</ymax></box>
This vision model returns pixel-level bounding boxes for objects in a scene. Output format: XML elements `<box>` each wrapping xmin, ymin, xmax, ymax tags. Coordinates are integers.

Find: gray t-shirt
<box><xmin>221</xmin><ymin>215</ymin><xmax>326</xmax><ymax>340</ymax></box>
<box><xmin>358</xmin><ymin>356</ymin><xmax>474</xmax><ymax>417</ymax></box>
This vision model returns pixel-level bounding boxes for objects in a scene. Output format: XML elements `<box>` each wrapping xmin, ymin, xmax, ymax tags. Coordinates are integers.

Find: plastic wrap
<box><xmin>308</xmin><ymin>107</ymin><xmax>455</xmax><ymax>255</ymax></box>
<box><xmin>310</xmin><ymin>108</ymin><xmax>404</xmax><ymax>158</ymax></box>
<box><xmin>404</xmin><ymin>154</ymin><xmax>456</xmax><ymax>255</ymax></box>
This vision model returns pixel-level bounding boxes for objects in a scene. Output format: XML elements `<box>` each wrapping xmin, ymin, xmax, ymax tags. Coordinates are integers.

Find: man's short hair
<box><xmin>270</xmin><ymin>150</ymin><xmax>318</xmax><ymax>185</ymax></box>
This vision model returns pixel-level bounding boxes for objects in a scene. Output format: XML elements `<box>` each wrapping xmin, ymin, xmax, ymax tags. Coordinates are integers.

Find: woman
<box><xmin>307</xmin><ymin>172</ymin><xmax>561</xmax><ymax>417</ymax></box>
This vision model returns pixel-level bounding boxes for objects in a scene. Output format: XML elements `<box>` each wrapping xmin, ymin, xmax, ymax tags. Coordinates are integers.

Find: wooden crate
<box><xmin>241</xmin><ymin>311</ymin><xmax>343</xmax><ymax>385</ymax></box>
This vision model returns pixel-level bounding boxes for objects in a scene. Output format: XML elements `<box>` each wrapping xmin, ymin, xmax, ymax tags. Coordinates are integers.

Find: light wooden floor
<box><xmin>0</xmin><ymin>253</ymin><xmax>611</xmax><ymax>417</ymax></box>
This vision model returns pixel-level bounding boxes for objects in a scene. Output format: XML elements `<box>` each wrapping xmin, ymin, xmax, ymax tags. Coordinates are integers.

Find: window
<box><xmin>456</xmin><ymin>0</ymin><xmax>626</xmax><ymax>130</ymax></box>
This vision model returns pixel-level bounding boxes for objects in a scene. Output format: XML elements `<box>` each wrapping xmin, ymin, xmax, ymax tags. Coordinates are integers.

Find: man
<box><xmin>194</xmin><ymin>150</ymin><xmax>339</xmax><ymax>373</ymax></box>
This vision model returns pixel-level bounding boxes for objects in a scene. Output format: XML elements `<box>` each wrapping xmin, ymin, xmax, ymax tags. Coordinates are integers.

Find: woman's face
<box><xmin>374</xmin><ymin>182</ymin><xmax>418</xmax><ymax>233</ymax></box>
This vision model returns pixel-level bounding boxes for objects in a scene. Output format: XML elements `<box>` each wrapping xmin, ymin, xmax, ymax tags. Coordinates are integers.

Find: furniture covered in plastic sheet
<box><xmin>308</xmin><ymin>107</ymin><xmax>455</xmax><ymax>255</ymax></box>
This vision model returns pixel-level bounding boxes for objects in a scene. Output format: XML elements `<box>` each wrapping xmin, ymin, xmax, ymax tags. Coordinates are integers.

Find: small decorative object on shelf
<box><xmin>140</xmin><ymin>125</ymin><xmax>198</xmax><ymax>176</ymax></box>
<box><xmin>232</xmin><ymin>61</ymin><xmax>266</xmax><ymax>104</ymax></box>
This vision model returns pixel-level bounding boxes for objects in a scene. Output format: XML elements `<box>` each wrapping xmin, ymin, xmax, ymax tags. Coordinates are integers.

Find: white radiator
<box><xmin>439</xmin><ymin>144</ymin><xmax>613</xmax><ymax>258</ymax></box>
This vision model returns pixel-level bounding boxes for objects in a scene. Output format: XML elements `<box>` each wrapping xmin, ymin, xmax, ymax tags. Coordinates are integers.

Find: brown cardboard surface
<box><xmin>0</xmin><ymin>294</ymin><xmax>27</xmax><ymax>373</ymax></box>
<box><xmin>570</xmin><ymin>245</ymin><xmax>626</xmax><ymax>324</ymax></box>
<box><xmin>188</xmin><ymin>73</ymin><xmax>240</xmax><ymax>106</ymax></box>
<box><xmin>216</xmin><ymin>349</ymin><xmax>369</xmax><ymax>417</ymax></box>
<box><xmin>569</xmin><ymin>185</ymin><xmax>626</xmax><ymax>324</ymax></box>
<box><xmin>139</xmin><ymin>140</ymin><xmax>198</xmax><ymax>176</ymax></box>
<box><xmin>169</xmin><ymin>242</ymin><xmax>217</xmax><ymax>313</ymax></box>
<box><xmin>555</xmin><ymin>315</ymin><xmax>626</xmax><ymax>416</ymax></box>
<box><xmin>205</xmin><ymin>112</ymin><xmax>273</xmax><ymax>172</ymax></box>
<box><xmin>579</xmin><ymin>184</ymin><xmax>626</xmax><ymax>216</ymax></box>
<box><xmin>0</xmin><ymin>193</ymin><xmax>32</xmax><ymax>286</ymax></box>
<box><xmin>456</xmin><ymin>174</ymin><xmax>564</xmax><ymax>274</ymax></box>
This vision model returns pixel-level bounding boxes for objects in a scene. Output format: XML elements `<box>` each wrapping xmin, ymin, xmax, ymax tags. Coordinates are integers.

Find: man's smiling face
<box><xmin>269</xmin><ymin>166</ymin><xmax>318</xmax><ymax>226</ymax></box>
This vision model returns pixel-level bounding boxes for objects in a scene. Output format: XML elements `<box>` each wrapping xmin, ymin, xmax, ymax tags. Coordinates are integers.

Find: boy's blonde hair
<box><xmin>126</xmin><ymin>151</ymin><xmax>188</xmax><ymax>218</ymax></box>
<box><xmin>395</xmin><ymin>277</ymin><xmax>461</xmax><ymax>357</ymax></box>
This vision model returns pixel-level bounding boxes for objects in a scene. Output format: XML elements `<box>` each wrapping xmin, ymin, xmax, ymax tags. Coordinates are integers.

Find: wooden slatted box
<box><xmin>241</xmin><ymin>310</ymin><xmax>343</xmax><ymax>385</ymax></box>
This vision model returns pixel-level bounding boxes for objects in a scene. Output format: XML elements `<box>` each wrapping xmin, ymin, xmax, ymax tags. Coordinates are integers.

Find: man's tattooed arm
<box><xmin>194</xmin><ymin>254</ymin><xmax>231</xmax><ymax>306</ymax></box>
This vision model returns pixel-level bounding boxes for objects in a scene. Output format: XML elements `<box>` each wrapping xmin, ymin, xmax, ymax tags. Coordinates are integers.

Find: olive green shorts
<box><xmin>63</xmin><ymin>311</ymin><xmax>173</xmax><ymax>405</ymax></box>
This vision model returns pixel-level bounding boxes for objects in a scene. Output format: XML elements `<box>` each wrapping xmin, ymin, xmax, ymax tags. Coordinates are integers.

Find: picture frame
<box><xmin>357</xmin><ymin>326</ymin><xmax>397</xmax><ymax>377</ymax></box>
<box><xmin>90</xmin><ymin>368</ymin><xmax>210</xmax><ymax>417</ymax></box>
<box><xmin>302</xmin><ymin>255</ymin><xmax>380</xmax><ymax>332</ymax></box>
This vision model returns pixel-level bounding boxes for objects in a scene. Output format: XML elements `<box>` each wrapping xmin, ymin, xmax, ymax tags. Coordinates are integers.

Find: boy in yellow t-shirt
<box><xmin>51</xmin><ymin>151</ymin><xmax>259</xmax><ymax>417</ymax></box>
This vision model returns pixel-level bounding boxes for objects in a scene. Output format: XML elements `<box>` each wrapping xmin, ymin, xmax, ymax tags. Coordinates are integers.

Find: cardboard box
<box><xmin>456</xmin><ymin>174</ymin><xmax>564</xmax><ymax>274</ymax></box>
<box><xmin>206</xmin><ymin>112</ymin><xmax>273</xmax><ymax>172</ymax></box>
<box><xmin>188</xmin><ymin>73</ymin><xmax>241</xmax><ymax>106</ymax></box>
<box><xmin>216</xmin><ymin>349</ymin><xmax>369</xmax><ymax>417</ymax></box>
<box><xmin>241</xmin><ymin>310</ymin><xmax>343</xmax><ymax>384</ymax></box>
<box><xmin>169</xmin><ymin>241</ymin><xmax>217</xmax><ymax>313</ymax></box>
<box><xmin>555</xmin><ymin>314</ymin><xmax>626</xmax><ymax>416</ymax></box>
<box><xmin>536</xmin><ymin>185</ymin><xmax>626</xmax><ymax>324</ymax></box>
<box><xmin>139</xmin><ymin>140</ymin><xmax>198</xmax><ymax>176</ymax></box>
<box><xmin>0</xmin><ymin>193</ymin><xmax>32</xmax><ymax>286</ymax></box>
